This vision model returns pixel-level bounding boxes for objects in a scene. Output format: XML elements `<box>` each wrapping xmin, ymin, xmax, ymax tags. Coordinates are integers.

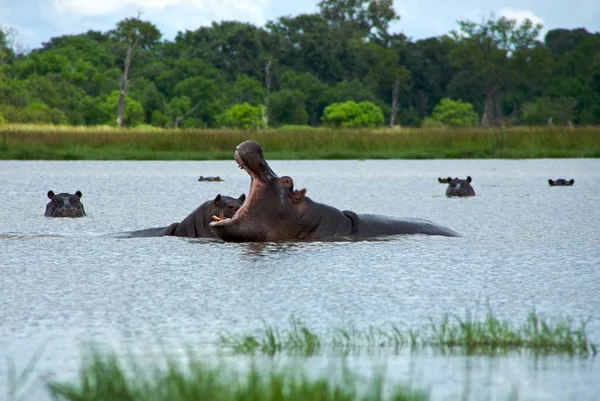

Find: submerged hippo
<box><xmin>198</xmin><ymin>176</ymin><xmax>223</xmax><ymax>182</ymax></box>
<box><xmin>208</xmin><ymin>140</ymin><xmax>459</xmax><ymax>242</ymax></box>
<box><xmin>438</xmin><ymin>177</ymin><xmax>450</xmax><ymax>183</ymax></box>
<box><xmin>548</xmin><ymin>178</ymin><xmax>574</xmax><ymax>186</ymax></box>
<box><xmin>445</xmin><ymin>176</ymin><xmax>475</xmax><ymax>197</ymax></box>
<box><xmin>124</xmin><ymin>194</ymin><xmax>245</xmax><ymax>238</ymax></box>
<box><xmin>45</xmin><ymin>190</ymin><xmax>86</xmax><ymax>217</ymax></box>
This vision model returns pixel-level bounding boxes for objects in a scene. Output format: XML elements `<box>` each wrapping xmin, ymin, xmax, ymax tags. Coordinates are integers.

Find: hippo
<box><xmin>45</xmin><ymin>190</ymin><xmax>86</xmax><ymax>217</ymax></box>
<box><xmin>198</xmin><ymin>176</ymin><xmax>223</xmax><ymax>182</ymax></box>
<box><xmin>548</xmin><ymin>178</ymin><xmax>574</xmax><ymax>186</ymax></box>
<box><xmin>445</xmin><ymin>176</ymin><xmax>475</xmax><ymax>197</ymax></box>
<box><xmin>124</xmin><ymin>194</ymin><xmax>245</xmax><ymax>238</ymax></box>
<box><xmin>208</xmin><ymin>140</ymin><xmax>459</xmax><ymax>242</ymax></box>
<box><xmin>438</xmin><ymin>177</ymin><xmax>450</xmax><ymax>183</ymax></box>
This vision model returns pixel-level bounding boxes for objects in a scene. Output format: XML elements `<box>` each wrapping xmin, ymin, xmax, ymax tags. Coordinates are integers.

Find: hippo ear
<box><xmin>238</xmin><ymin>194</ymin><xmax>246</xmax><ymax>202</ymax></box>
<box><xmin>548</xmin><ymin>179</ymin><xmax>553</xmax><ymax>185</ymax></box>
<box><xmin>47</xmin><ymin>190</ymin><xmax>56</xmax><ymax>200</ymax></box>
<box><xmin>75</xmin><ymin>190</ymin><xmax>82</xmax><ymax>198</ymax></box>
<box><xmin>569</xmin><ymin>179</ymin><xmax>574</xmax><ymax>184</ymax></box>
<box><xmin>466</xmin><ymin>176</ymin><xmax>472</xmax><ymax>183</ymax></box>
<box><xmin>213</xmin><ymin>194</ymin><xmax>222</xmax><ymax>206</ymax></box>
<box><xmin>291</xmin><ymin>188</ymin><xmax>307</xmax><ymax>204</ymax></box>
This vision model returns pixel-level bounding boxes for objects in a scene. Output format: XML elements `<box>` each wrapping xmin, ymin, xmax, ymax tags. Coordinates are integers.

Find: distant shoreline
<box><xmin>1</xmin><ymin>124</ymin><xmax>599</xmax><ymax>160</ymax></box>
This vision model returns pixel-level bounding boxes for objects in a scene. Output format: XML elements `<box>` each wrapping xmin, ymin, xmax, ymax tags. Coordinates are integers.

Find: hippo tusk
<box><xmin>212</xmin><ymin>215</ymin><xmax>222</xmax><ymax>222</ymax></box>
<box><xmin>219</xmin><ymin>210</ymin><xmax>225</xmax><ymax>219</ymax></box>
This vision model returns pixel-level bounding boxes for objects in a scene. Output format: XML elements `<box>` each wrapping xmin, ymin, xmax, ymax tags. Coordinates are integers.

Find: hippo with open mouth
<box><xmin>124</xmin><ymin>194</ymin><xmax>245</xmax><ymax>238</ymax></box>
<box><xmin>45</xmin><ymin>190</ymin><xmax>86</xmax><ymax>217</ymax></box>
<box><xmin>208</xmin><ymin>140</ymin><xmax>459</xmax><ymax>242</ymax></box>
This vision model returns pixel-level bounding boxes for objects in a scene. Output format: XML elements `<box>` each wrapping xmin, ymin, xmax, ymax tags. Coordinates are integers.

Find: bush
<box><xmin>216</xmin><ymin>103</ymin><xmax>262</xmax><ymax>129</ymax></box>
<box><xmin>421</xmin><ymin>117</ymin><xmax>446</xmax><ymax>129</ymax></box>
<box><xmin>0</xmin><ymin>102</ymin><xmax>68</xmax><ymax>125</ymax></box>
<box><xmin>151</xmin><ymin>110</ymin><xmax>170</xmax><ymax>128</ymax></box>
<box><xmin>431</xmin><ymin>98</ymin><xmax>479</xmax><ymax>127</ymax></box>
<box><xmin>321</xmin><ymin>101</ymin><xmax>384</xmax><ymax>128</ymax></box>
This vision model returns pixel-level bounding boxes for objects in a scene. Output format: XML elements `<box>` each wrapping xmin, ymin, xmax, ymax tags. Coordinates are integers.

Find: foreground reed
<box><xmin>46</xmin><ymin>346</ymin><xmax>428</xmax><ymax>401</ymax></box>
<box><xmin>219</xmin><ymin>311</ymin><xmax>597</xmax><ymax>357</ymax></box>
<box><xmin>1</xmin><ymin>124</ymin><xmax>599</xmax><ymax>160</ymax></box>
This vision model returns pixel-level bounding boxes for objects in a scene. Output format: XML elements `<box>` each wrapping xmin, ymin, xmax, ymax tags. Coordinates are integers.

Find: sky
<box><xmin>1</xmin><ymin>0</ymin><xmax>599</xmax><ymax>51</ymax></box>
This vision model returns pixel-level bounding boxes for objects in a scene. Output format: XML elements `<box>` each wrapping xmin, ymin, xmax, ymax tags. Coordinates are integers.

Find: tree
<box><xmin>431</xmin><ymin>98</ymin><xmax>478</xmax><ymax>127</ymax></box>
<box><xmin>268</xmin><ymin>89</ymin><xmax>309</xmax><ymax>126</ymax></box>
<box><xmin>0</xmin><ymin>25</ymin><xmax>18</xmax><ymax>64</ymax></box>
<box><xmin>318</xmin><ymin>0</ymin><xmax>400</xmax><ymax>45</ymax></box>
<box><xmin>108</xmin><ymin>14</ymin><xmax>161</xmax><ymax>127</ymax></box>
<box><xmin>449</xmin><ymin>14</ymin><xmax>543</xmax><ymax>126</ymax></box>
<box><xmin>231</xmin><ymin>74</ymin><xmax>265</xmax><ymax>105</ymax></box>
<box><xmin>100</xmin><ymin>90</ymin><xmax>145</xmax><ymax>126</ymax></box>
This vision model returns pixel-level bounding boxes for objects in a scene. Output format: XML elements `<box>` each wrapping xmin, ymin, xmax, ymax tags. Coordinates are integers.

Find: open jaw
<box><xmin>209</xmin><ymin>145</ymin><xmax>276</xmax><ymax>227</ymax></box>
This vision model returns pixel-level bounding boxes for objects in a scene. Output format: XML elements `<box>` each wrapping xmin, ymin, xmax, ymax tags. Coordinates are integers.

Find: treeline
<box><xmin>0</xmin><ymin>0</ymin><xmax>599</xmax><ymax>129</ymax></box>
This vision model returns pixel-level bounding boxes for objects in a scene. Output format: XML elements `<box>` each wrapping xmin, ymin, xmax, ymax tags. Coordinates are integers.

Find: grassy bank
<box><xmin>1</xmin><ymin>124</ymin><xmax>599</xmax><ymax>160</ymax></box>
<box><xmin>219</xmin><ymin>311</ymin><xmax>597</xmax><ymax>357</ymax></box>
<box><xmin>45</xmin><ymin>346</ymin><xmax>428</xmax><ymax>401</ymax></box>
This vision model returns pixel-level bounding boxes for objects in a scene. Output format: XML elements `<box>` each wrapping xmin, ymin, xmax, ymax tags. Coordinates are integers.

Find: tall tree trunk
<box><xmin>262</xmin><ymin>60</ymin><xmax>272</xmax><ymax>130</ymax></box>
<box><xmin>417</xmin><ymin>90</ymin><xmax>429</xmax><ymax>117</ymax></box>
<box><xmin>389</xmin><ymin>78</ymin><xmax>400</xmax><ymax>127</ymax></box>
<box><xmin>117</xmin><ymin>33</ymin><xmax>140</xmax><ymax>127</ymax></box>
<box><xmin>480</xmin><ymin>86</ymin><xmax>500</xmax><ymax>127</ymax></box>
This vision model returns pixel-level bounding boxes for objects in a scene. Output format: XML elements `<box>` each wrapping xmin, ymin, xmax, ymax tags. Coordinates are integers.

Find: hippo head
<box><xmin>445</xmin><ymin>176</ymin><xmax>476</xmax><ymax>197</ymax></box>
<box><xmin>548</xmin><ymin>178</ymin><xmax>574</xmax><ymax>186</ymax></box>
<box><xmin>45</xmin><ymin>190</ymin><xmax>86</xmax><ymax>217</ymax></box>
<box><xmin>207</xmin><ymin>193</ymin><xmax>246</xmax><ymax>221</ymax></box>
<box><xmin>209</xmin><ymin>140</ymin><xmax>307</xmax><ymax>242</ymax></box>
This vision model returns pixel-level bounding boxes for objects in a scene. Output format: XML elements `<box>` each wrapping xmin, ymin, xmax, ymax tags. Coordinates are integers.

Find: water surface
<box><xmin>1</xmin><ymin>158</ymin><xmax>599</xmax><ymax>400</ymax></box>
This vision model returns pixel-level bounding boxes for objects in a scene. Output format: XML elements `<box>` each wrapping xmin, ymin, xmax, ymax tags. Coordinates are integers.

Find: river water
<box><xmin>1</xmin><ymin>158</ymin><xmax>599</xmax><ymax>400</ymax></box>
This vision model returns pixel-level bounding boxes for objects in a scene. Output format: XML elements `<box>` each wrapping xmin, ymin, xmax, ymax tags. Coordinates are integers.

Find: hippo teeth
<box><xmin>212</xmin><ymin>211</ymin><xmax>229</xmax><ymax>222</ymax></box>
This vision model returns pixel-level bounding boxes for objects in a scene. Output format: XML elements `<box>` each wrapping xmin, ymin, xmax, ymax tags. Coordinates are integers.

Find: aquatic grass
<box><xmin>219</xmin><ymin>311</ymin><xmax>597</xmax><ymax>357</ymax></box>
<box><xmin>5</xmin><ymin>344</ymin><xmax>47</xmax><ymax>401</ymax></box>
<box><xmin>46</xmin><ymin>344</ymin><xmax>429</xmax><ymax>401</ymax></box>
<box><xmin>1</xmin><ymin>124</ymin><xmax>599</xmax><ymax>160</ymax></box>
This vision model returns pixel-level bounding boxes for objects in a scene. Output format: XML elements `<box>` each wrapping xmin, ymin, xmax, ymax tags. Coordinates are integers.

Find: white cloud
<box><xmin>498</xmin><ymin>7</ymin><xmax>546</xmax><ymax>38</ymax></box>
<box><xmin>51</xmin><ymin>0</ymin><xmax>270</xmax><ymax>24</ymax></box>
<box><xmin>498</xmin><ymin>8</ymin><xmax>544</xmax><ymax>27</ymax></box>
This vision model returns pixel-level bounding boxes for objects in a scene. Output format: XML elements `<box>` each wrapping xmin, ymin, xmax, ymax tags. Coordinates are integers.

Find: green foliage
<box><xmin>268</xmin><ymin>89</ymin><xmax>309</xmax><ymax>126</ymax></box>
<box><xmin>0</xmin><ymin>12</ymin><xmax>599</xmax><ymax>130</ymax></box>
<box><xmin>0</xmin><ymin>102</ymin><xmax>67</xmax><ymax>124</ymax></box>
<box><xmin>231</xmin><ymin>74</ymin><xmax>265</xmax><ymax>105</ymax></box>
<box><xmin>0</xmin><ymin>113</ymin><xmax>6</xmax><ymax>124</ymax></box>
<box><xmin>216</xmin><ymin>103</ymin><xmax>262</xmax><ymax>129</ymax></box>
<box><xmin>99</xmin><ymin>90</ymin><xmax>145</xmax><ymax>126</ymax></box>
<box><xmin>322</xmin><ymin>101</ymin><xmax>384</xmax><ymax>127</ymax></box>
<box><xmin>522</xmin><ymin>97</ymin><xmax>578</xmax><ymax>125</ymax></box>
<box><xmin>421</xmin><ymin>117</ymin><xmax>446</xmax><ymax>129</ymax></box>
<box><xmin>431</xmin><ymin>98</ymin><xmax>479</xmax><ymax>127</ymax></box>
<box><xmin>151</xmin><ymin>110</ymin><xmax>170</xmax><ymax>127</ymax></box>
